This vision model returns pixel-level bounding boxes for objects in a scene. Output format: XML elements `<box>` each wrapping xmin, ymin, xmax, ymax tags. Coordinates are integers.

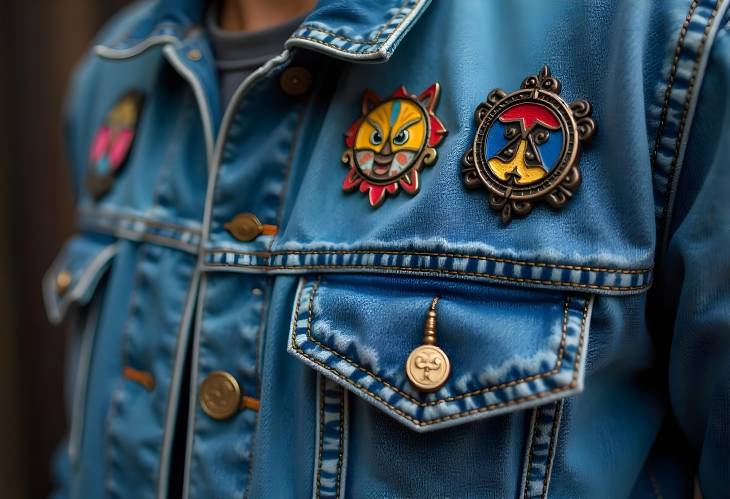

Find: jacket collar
<box><xmin>95</xmin><ymin>0</ymin><xmax>431</xmax><ymax>63</ymax></box>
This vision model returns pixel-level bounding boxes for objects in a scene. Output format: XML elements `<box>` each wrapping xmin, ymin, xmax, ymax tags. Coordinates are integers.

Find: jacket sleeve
<box><xmin>49</xmin><ymin>2</ymin><xmax>157</xmax><ymax>496</ymax></box>
<box><xmin>657</xmin><ymin>22</ymin><xmax>730</xmax><ymax>497</ymax></box>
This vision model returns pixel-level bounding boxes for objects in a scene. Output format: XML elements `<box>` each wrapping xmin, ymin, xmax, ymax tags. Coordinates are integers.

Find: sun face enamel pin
<box><xmin>342</xmin><ymin>84</ymin><xmax>447</xmax><ymax>207</ymax></box>
<box><xmin>86</xmin><ymin>90</ymin><xmax>144</xmax><ymax>199</ymax></box>
<box><xmin>462</xmin><ymin>66</ymin><xmax>595</xmax><ymax>223</ymax></box>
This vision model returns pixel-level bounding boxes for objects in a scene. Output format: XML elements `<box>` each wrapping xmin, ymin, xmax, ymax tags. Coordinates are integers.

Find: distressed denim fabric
<box><xmin>44</xmin><ymin>1</ymin><xmax>730</xmax><ymax>498</ymax></box>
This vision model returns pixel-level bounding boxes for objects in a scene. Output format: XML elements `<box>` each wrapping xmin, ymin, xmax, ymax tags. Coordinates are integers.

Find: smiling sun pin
<box><xmin>341</xmin><ymin>84</ymin><xmax>447</xmax><ymax>207</ymax></box>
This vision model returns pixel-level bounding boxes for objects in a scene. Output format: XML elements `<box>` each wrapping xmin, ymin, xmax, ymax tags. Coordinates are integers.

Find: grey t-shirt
<box><xmin>206</xmin><ymin>6</ymin><xmax>304</xmax><ymax>107</ymax></box>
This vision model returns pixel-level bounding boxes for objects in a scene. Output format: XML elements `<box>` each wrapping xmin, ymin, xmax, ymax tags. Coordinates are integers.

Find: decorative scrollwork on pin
<box><xmin>489</xmin><ymin>193</ymin><xmax>534</xmax><ymax>224</ymax></box>
<box><xmin>561</xmin><ymin>166</ymin><xmax>582</xmax><ymax>190</ymax></box>
<box><xmin>474</xmin><ymin>102</ymin><xmax>491</xmax><ymax>123</ymax></box>
<box><xmin>422</xmin><ymin>147</ymin><xmax>438</xmax><ymax>165</ymax></box>
<box><xmin>570</xmin><ymin>99</ymin><xmax>596</xmax><ymax>141</ymax></box>
<box><xmin>461</xmin><ymin>149</ymin><xmax>482</xmax><ymax>189</ymax></box>
<box><xmin>486</xmin><ymin>89</ymin><xmax>507</xmax><ymax>108</ymax></box>
<box><xmin>520</xmin><ymin>74</ymin><xmax>539</xmax><ymax>90</ymax></box>
<box><xmin>521</xmin><ymin>65</ymin><xmax>561</xmax><ymax>94</ymax></box>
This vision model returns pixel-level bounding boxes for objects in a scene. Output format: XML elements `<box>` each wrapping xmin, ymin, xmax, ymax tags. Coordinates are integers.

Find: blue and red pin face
<box><xmin>341</xmin><ymin>84</ymin><xmax>447</xmax><ymax>207</ymax></box>
<box><xmin>462</xmin><ymin>66</ymin><xmax>595</xmax><ymax>223</ymax></box>
<box><xmin>484</xmin><ymin>103</ymin><xmax>564</xmax><ymax>185</ymax></box>
<box><xmin>86</xmin><ymin>90</ymin><xmax>144</xmax><ymax>199</ymax></box>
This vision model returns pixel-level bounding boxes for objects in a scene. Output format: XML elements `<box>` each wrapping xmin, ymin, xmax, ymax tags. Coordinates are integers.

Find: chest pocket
<box><xmin>43</xmin><ymin>233</ymin><xmax>120</xmax><ymax>326</ymax></box>
<box><xmin>288</xmin><ymin>273</ymin><xmax>593</xmax><ymax>432</ymax></box>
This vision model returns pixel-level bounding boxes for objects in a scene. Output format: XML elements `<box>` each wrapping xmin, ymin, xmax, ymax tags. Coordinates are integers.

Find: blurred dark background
<box><xmin>0</xmin><ymin>2</ymin><xmax>129</xmax><ymax>498</ymax></box>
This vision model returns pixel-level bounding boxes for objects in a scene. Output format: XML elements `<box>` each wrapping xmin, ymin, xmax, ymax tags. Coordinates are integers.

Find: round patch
<box><xmin>85</xmin><ymin>90</ymin><xmax>144</xmax><ymax>199</ymax></box>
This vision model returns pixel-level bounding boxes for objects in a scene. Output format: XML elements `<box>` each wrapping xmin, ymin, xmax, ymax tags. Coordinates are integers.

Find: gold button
<box><xmin>187</xmin><ymin>48</ymin><xmax>202</xmax><ymax>61</ymax></box>
<box><xmin>224</xmin><ymin>213</ymin><xmax>264</xmax><ymax>242</ymax></box>
<box><xmin>406</xmin><ymin>345</ymin><xmax>451</xmax><ymax>392</ymax></box>
<box><xmin>280</xmin><ymin>66</ymin><xmax>312</xmax><ymax>96</ymax></box>
<box><xmin>56</xmin><ymin>270</ymin><xmax>72</xmax><ymax>295</ymax></box>
<box><xmin>199</xmin><ymin>371</ymin><xmax>241</xmax><ymax>420</ymax></box>
<box><xmin>406</xmin><ymin>297</ymin><xmax>451</xmax><ymax>392</ymax></box>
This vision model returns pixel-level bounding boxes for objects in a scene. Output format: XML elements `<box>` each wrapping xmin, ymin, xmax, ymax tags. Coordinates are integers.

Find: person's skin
<box><xmin>219</xmin><ymin>0</ymin><xmax>317</xmax><ymax>32</ymax></box>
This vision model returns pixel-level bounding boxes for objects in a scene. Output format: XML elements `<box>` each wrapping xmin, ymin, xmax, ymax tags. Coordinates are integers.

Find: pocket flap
<box><xmin>43</xmin><ymin>233</ymin><xmax>120</xmax><ymax>325</ymax></box>
<box><xmin>288</xmin><ymin>274</ymin><xmax>593</xmax><ymax>432</ymax></box>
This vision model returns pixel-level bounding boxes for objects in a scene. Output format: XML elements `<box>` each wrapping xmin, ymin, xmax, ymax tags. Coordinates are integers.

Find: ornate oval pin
<box><xmin>342</xmin><ymin>84</ymin><xmax>447</xmax><ymax>208</ymax></box>
<box><xmin>86</xmin><ymin>90</ymin><xmax>144</xmax><ymax>199</ymax></box>
<box><xmin>462</xmin><ymin>66</ymin><xmax>595</xmax><ymax>223</ymax></box>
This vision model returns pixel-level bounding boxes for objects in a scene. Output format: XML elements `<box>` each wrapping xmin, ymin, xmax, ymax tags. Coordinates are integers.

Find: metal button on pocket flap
<box><xmin>55</xmin><ymin>270</ymin><xmax>73</xmax><ymax>295</ymax></box>
<box><xmin>42</xmin><ymin>233</ymin><xmax>121</xmax><ymax>325</ymax></box>
<box><xmin>287</xmin><ymin>274</ymin><xmax>595</xmax><ymax>433</ymax></box>
<box><xmin>406</xmin><ymin>297</ymin><xmax>451</xmax><ymax>392</ymax></box>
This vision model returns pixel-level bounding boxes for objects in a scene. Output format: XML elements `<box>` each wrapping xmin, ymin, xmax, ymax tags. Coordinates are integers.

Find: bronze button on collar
<box><xmin>199</xmin><ymin>371</ymin><xmax>241</xmax><ymax>420</ymax></box>
<box><xmin>280</xmin><ymin>66</ymin><xmax>312</xmax><ymax>96</ymax></box>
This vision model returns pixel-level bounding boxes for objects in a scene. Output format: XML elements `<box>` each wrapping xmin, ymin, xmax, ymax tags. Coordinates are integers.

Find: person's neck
<box><xmin>218</xmin><ymin>0</ymin><xmax>316</xmax><ymax>32</ymax></box>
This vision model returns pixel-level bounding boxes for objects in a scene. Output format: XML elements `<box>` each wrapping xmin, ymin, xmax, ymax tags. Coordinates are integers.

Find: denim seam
<box><xmin>315</xmin><ymin>376</ymin><xmax>325</xmax><ymax>498</ymax></box>
<box><xmin>207</xmin><ymin>248</ymin><xmax>651</xmax><ymax>274</ymax></box>
<box><xmin>95</xmin><ymin>34</ymin><xmax>181</xmax><ymax>59</ymax></box>
<box><xmin>213</xmin><ymin>263</ymin><xmax>650</xmax><ymax>292</ymax></box>
<box><xmin>106</xmin><ymin>17</ymin><xmax>180</xmax><ymax>52</ymax></box>
<box><xmin>290</xmin><ymin>277</ymin><xmax>590</xmax><ymax>427</ymax></box>
<box><xmin>657</xmin><ymin>0</ymin><xmax>721</xmax><ymax>250</ymax></box>
<box><xmin>335</xmin><ymin>386</ymin><xmax>345</xmax><ymax>499</ymax></box>
<box><xmin>540</xmin><ymin>401</ymin><xmax>563</xmax><ymax>499</ymax></box>
<box><xmin>162</xmin><ymin>44</ymin><xmax>216</xmax><ymax>164</ymax></box>
<box><xmin>289</xmin><ymin>0</ymin><xmax>419</xmax><ymax>56</ymax></box>
<box><xmin>298</xmin><ymin>0</ymin><xmax>409</xmax><ymax>45</ymax></box>
<box><xmin>650</xmin><ymin>0</ymin><xmax>699</xmax><ymax>169</ymax></box>
<box><xmin>521</xmin><ymin>401</ymin><xmax>563</xmax><ymax>499</ymax></box>
<box><xmin>523</xmin><ymin>410</ymin><xmax>538</xmax><ymax>499</ymax></box>
<box><xmin>521</xmin><ymin>408</ymin><xmax>539</xmax><ymax>498</ymax></box>
<box><xmin>78</xmin><ymin>214</ymin><xmax>200</xmax><ymax>254</ymax></box>
<box><xmin>68</xmin><ymin>295</ymin><xmax>102</xmax><ymax>469</ymax></box>
<box><xmin>78</xmin><ymin>208</ymin><xmax>202</xmax><ymax>233</ymax></box>
<box><xmin>77</xmin><ymin>213</ymin><xmax>653</xmax><ymax>276</ymax></box>
<box><xmin>79</xmin><ymin>215</ymin><xmax>202</xmax><ymax>237</ymax></box>
<box><xmin>181</xmin><ymin>274</ymin><xmax>208</xmax><ymax>499</ymax></box>
<box><xmin>301</xmin><ymin>275</ymin><xmax>573</xmax><ymax>406</ymax></box>
<box><xmin>311</xmin><ymin>376</ymin><xmax>347</xmax><ymax>499</ymax></box>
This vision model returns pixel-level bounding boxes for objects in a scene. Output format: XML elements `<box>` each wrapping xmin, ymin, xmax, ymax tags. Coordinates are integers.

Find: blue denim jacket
<box><xmin>44</xmin><ymin>0</ymin><xmax>730</xmax><ymax>497</ymax></box>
